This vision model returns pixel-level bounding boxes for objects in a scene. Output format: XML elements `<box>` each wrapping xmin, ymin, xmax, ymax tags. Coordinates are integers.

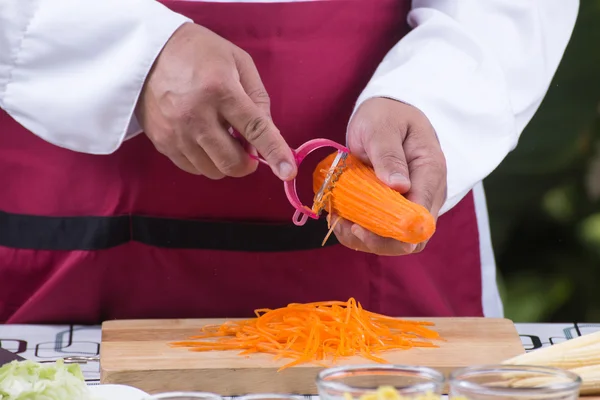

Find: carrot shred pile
<box><xmin>169</xmin><ymin>298</ymin><xmax>442</xmax><ymax>371</ymax></box>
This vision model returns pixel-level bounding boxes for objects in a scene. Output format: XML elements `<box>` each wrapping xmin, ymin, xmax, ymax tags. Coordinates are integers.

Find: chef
<box><xmin>0</xmin><ymin>0</ymin><xmax>578</xmax><ymax>324</ymax></box>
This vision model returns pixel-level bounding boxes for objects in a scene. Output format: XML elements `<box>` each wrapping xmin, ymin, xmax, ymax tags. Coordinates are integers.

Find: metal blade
<box><xmin>313</xmin><ymin>151</ymin><xmax>348</xmax><ymax>213</ymax></box>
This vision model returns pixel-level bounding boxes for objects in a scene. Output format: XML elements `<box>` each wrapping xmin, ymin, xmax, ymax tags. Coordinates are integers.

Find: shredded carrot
<box><xmin>169</xmin><ymin>298</ymin><xmax>442</xmax><ymax>371</ymax></box>
<box><xmin>322</xmin><ymin>215</ymin><xmax>341</xmax><ymax>246</ymax></box>
<box><xmin>312</xmin><ymin>152</ymin><xmax>436</xmax><ymax>245</ymax></box>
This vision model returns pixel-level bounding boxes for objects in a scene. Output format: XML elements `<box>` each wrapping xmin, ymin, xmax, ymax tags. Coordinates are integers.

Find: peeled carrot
<box><xmin>170</xmin><ymin>298</ymin><xmax>441</xmax><ymax>371</ymax></box>
<box><xmin>312</xmin><ymin>152</ymin><xmax>436</xmax><ymax>244</ymax></box>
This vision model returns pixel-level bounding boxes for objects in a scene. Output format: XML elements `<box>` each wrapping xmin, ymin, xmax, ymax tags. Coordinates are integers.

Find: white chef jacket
<box><xmin>0</xmin><ymin>0</ymin><xmax>580</xmax><ymax>318</ymax></box>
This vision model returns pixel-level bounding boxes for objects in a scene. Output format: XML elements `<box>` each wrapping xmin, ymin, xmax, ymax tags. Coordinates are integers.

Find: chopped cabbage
<box><xmin>0</xmin><ymin>359</ymin><xmax>98</xmax><ymax>400</ymax></box>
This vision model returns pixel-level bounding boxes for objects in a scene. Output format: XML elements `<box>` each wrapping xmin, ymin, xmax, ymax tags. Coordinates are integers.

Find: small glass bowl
<box><xmin>448</xmin><ymin>365</ymin><xmax>582</xmax><ymax>400</ymax></box>
<box><xmin>316</xmin><ymin>364</ymin><xmax>445</xmax><ymax>400</ymax></box>
<box><xmin>142</xmin><ymin>392</ymin><xmax>224</xmax><ymax>400</ymax></box>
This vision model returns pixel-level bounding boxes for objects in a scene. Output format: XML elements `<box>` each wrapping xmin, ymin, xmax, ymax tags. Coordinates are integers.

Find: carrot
<box><xmin>312</xmin><ymin>152</ymin><xmax>436</xmax><ymax>245</ymax></box>
<box><xmin>170</xmin><ymin>298</ymin><xmax>441</xmax><ymax>371</ymax></box>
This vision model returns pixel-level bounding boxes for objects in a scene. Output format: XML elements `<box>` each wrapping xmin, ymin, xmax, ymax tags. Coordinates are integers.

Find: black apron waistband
<box><xmin>0</xmin><ymin>211</ymin><xmax>339</xmax><ymax>252</ymax></box>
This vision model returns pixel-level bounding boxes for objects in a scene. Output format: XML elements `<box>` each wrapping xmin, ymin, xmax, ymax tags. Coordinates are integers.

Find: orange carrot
<box><xmin>170</xmin><ymin>298</ymin><xmax>441</xmax><ymax>371</ymax></box>
<box><xmin>312</xmin><ymin>152</ymin><xmax>436</xmax><ymax>244</ymax></box>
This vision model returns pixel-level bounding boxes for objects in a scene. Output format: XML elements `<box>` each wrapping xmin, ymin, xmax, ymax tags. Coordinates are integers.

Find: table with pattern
<box><xmin>1</xmin><ymin>322</ymin><xmax>598</xmax><ymax>397</ymax></box>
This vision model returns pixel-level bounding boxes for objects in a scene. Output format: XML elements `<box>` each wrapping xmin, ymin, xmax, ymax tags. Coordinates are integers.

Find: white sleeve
<box><xmin>352</xmin><ymin>0</ymin><xmax>579</xmax><ymax>215</ymax></box>
<box><xmin>0</xmin><ymin>0</ymin><xmax>191</xmax><ymax>154</ymax></box>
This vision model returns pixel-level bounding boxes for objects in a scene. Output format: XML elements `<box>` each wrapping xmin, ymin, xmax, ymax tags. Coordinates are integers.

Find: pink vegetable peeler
<box><xmin>230</xmin><ymin>129</ymin><xmax>349</xmax><ymax>226</ymax></box>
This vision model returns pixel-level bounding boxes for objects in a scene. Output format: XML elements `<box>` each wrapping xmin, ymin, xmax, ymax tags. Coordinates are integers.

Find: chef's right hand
<box><xmin>135</xmin><ymin>22</ymin><xmax>297</xmax><ymax>181</ymax></box>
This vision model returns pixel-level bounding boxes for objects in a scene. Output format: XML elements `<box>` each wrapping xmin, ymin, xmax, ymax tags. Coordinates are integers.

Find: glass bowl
<box><xmin>316</xmin><ymin>364</ymin><xmax>445</xmax><ymax>400</ymax></box>
<box><xmin>448</xmin><ymin>365</ymin><xmax>582</xmax><ymax>400</ymax></box>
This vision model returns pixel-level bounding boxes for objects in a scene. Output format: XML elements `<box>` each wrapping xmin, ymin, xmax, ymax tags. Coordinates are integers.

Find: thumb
<box><xmin>350</xmin><ymin>114</ymin><xmax>411</xmax><ymax>194</ymax></box>
<box><xmin>371</xmin><ymin>140</ymin><xmax>411</xmax><ymax>193</ymax></box>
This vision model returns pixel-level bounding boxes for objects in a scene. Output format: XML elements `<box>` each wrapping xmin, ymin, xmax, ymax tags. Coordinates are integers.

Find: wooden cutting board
<box><xmin>100</xmin><ymin>317</ymin><xmax>524</xmax><ymax>395</ymax></box>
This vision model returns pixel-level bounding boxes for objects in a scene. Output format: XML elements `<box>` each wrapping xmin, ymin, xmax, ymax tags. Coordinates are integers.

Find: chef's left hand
<box><xmin>333</xmin><ymin>98</ymin><xmax>447</xmax><ymax>256</ymax></box>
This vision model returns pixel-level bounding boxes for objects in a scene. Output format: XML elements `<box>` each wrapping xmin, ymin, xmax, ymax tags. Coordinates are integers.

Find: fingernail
<box><xmin>389</xmin><ymin>173</ymin><xmax>410</xmax><ymax>187</ymax></box>
<box><xmin>278</xmin><ymin>161</ymin><xmax>294</xmax><ymax>180</ymax></box>
<box><xmin>407</xmin><ymin>244</ymin><xmax>417</xmax><ymax>253</ymax></box>
<box><xmin>351</xmin><ymin>225</ymin><xmax>365</xmax><ymax>241</ymax></box>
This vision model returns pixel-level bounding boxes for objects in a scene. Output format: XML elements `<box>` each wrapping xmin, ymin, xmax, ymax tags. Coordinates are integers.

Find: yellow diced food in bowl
<box><xmin>344</xmin><ymin>386</ymin><xmax>467</xmax><ymax>400</ymax></box>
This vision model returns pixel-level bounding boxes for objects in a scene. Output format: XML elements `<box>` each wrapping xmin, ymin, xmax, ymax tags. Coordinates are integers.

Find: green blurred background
<box><xmin>485</xmin><ymin>0</ymin><xmax>600</xmax><ymax>323</ymax></box>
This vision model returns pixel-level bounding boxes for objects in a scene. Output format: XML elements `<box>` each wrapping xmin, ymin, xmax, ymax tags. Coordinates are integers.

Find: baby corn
<box><xmin>502</xmin><ymin>331</ymin><xmax>600</xmax><ymax>395</ymax></box>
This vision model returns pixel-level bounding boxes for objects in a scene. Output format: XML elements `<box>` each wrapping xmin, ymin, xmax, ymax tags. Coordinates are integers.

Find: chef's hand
<box><xmin>135</xmin><ymin>22</ymin><xmax>297</xmax><ymax>181</ymax></box>
<box><xmin>334</xmin><ymin>98</ymin><xmax>447</xmax><ymax>256</ymax></box>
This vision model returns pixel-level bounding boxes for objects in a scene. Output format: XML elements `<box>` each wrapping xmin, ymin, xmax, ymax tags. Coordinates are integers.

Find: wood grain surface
<box><xmin>100</xmin><ymin>317</ymin><xmax>525</xmax><ymax>395</ymax></box>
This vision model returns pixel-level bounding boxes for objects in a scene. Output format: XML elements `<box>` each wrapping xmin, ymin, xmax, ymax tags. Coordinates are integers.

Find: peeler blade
<box><xmin>313</xmin><ymin>151</ymin><xmax>348</xmax><ymax>213</ymax></box>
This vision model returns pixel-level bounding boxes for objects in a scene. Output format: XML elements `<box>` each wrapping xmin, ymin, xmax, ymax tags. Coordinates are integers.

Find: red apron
<box><xmin>0</xmin><ymin>0</ymin><xmax>483</xmax><ymax>324</ymax></box>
